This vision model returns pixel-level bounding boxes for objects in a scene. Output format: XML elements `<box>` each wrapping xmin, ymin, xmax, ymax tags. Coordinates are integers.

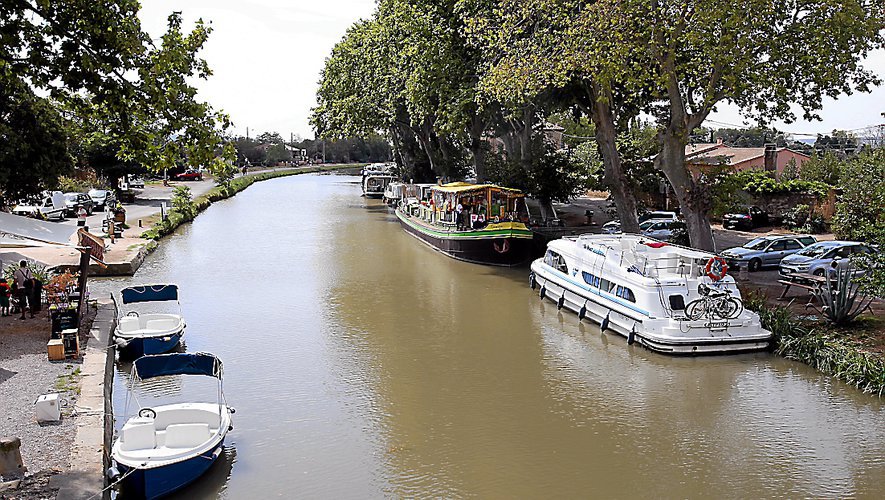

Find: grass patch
<box><xmin>54</xmin><ymin>367</ymin><xmax>82</xmax><ymax>395</ymax></box>
<box><xmin>744</xmin><ymin>291</ymin><xmax>885</xmax><ymax>396</ymax></box>
<box><xmin>140</xmin><ymin>165</ymin><xmax>355</xmax><ymax>240</ymax></box>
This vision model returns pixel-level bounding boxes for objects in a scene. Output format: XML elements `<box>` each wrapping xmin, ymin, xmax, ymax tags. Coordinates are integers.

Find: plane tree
<box><xmin>462</xmin><ymin>0</ymin><xmax>646</xmax><ymax>232</ymax></box>
<box><xmin>628</xmin><ymin>0</ymin><xmax>884</xmax><ymax>249</ymax></box>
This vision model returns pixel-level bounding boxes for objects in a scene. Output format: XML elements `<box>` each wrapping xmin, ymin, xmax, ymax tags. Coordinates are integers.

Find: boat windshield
<box><xmin>744</xmin><ymin>238</ymin><xmax>770</xmax><ymax>250</ymax></box>
<box><xmin>639</xmin><ymin>220</ymin><xmax>656</xmax><ymax>230</ymax></box>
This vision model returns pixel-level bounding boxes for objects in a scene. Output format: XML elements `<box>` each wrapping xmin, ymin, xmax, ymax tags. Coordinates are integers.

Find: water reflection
<box><xmin>97</xmin><ymin>174</ymin><xmax>884</xmax><ymax>498</ymax></box>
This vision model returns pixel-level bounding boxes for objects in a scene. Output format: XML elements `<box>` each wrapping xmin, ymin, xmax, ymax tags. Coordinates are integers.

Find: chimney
<box><xmin>764</xmin><ymin>143</ymin><xmax>777</xmax><ymax>172</ymax></box>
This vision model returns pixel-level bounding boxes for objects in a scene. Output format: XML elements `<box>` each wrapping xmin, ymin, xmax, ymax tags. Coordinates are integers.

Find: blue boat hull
<box><xmin>118</xmin><ymin>332</ymin><xmax>182</xmax><ymax>359</ymax></box>
<box><xmin>117</xmin><ymin>439</ymin><xmax>225</xmax><ymax>499</ymax></box>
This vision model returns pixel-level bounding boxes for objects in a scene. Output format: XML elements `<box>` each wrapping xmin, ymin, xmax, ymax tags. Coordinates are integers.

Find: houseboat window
<box><xmin>544</xmin><ymin>251</ymin><xmax>568</xmax><ymax>274</ymax></box>
<box><xmin>581</xmin><ymin>272</ymin><xmax>602</xmax><ymax>288</ymax></box>
<box><xmin>615</xmin><ymin>285</ymin><xmax>636</xmax><ymax>302</ymax></box>
<box><xmin>599</xmin><ymin>278</ymin><xmax>615</xmax><ymax>293</ymax></box>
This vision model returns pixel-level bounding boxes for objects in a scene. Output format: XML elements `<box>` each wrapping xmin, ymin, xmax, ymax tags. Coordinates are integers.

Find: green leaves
<box><xmin>1</xmin><ymin>4</ymin><xmax>231</xmax><ymax>200</ymax></box>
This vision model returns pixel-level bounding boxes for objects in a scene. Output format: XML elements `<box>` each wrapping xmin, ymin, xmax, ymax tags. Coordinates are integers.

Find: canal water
<box><xmin>97</xmin><ymin>174</ymin><xmax>885</xmax><ymax>498</ymax></box>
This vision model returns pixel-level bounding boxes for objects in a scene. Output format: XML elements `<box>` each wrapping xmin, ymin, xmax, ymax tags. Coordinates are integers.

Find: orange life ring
<box><xmin>705</xmin><ymin>256</ymin><xmax>729</xmax><ymax>281</ymax></box>
<box><xmin>493</xmin><ymin>239</ymin><xmax>510</xmax><ymax>254</ymax></box>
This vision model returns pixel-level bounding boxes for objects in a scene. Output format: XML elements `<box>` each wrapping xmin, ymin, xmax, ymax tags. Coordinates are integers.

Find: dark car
<box><xmin>174</xmin><ymin>169</ymin><xmax>203</xmax><ymax>181</ymax></box>
<box><xmin>63</xmin><ymin>192</ymin><xmax>95</xmax><ymax>217</ymax></box>
<box><xmin>722</xmin><ymin>206</ymin><xmax>769</xmax><ymax>230</ymax></box>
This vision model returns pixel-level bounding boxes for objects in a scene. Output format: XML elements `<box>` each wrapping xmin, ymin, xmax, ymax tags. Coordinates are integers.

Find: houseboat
<box><xmin>529</xmin><ymin>234</ymin><xmax>772</xmax><ymax>354</ymax></box>
<box><xmin>362</xmin><ymin>173</ymin><xmax>396</xmax><ymax>198</ymax></box>
<box><xmin>395</xmin><ymin>182</ymin><xmax>534</xmax><ymax>266</ymax></box>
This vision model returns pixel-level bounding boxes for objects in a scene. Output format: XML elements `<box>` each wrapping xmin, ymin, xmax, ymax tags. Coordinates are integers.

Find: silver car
<box><xmin>720</xmin><ymin>235</ymin><xmax>816</xmax><ymax>272</ymax></box>
<box><xmin>779</xmin><ymin>241</ymin><xmax>875</xmax><ymax>277</ymax></box>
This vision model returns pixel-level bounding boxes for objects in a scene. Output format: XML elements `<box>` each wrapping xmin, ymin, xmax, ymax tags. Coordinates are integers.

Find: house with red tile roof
<box><xmin>685</xmin><ymin>138</ymin><xmax>810</xmax><ymax>178</ymax></box>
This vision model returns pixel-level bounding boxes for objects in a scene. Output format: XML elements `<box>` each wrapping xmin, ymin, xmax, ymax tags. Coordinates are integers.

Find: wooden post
<box><xmin>76</xmin><ymin>248</ymin><xmax>89</xmax><ymax>325</ymax></box>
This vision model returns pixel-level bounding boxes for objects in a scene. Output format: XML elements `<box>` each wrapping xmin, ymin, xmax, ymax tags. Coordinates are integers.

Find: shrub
<box><xmin>830</xmin><ymin>149</ymin><xmax>885</xmax><ymax>296</ymax></box>
<box><xmin>171</xmin><ymin>185</ymin><xmax>196</xmax><ymax>219</ymax></box>
<box><xmin>782</xmin><ymin>204</ymin><xmax>810</xmax><ymax>229</ymax></box>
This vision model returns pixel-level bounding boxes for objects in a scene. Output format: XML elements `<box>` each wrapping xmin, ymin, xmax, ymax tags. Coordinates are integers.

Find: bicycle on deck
<box><xmin>685</xmin><ymin>283</ymin><xmax>743</xmax><ymax>320</ymax></box>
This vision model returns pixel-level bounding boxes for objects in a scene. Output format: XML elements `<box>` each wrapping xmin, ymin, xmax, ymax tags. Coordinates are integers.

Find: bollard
<box><xmin>738</xmin><ymin>262</ymin><xmax>749</xmax><ymax>281</ymax></box>
<box><xmin>138</xmin><ymin>219</ymin><xmax>143</xmax><ymax>227</ymax></box>
<box><xmin>0</xmin><ymin>437</ymin><xmax>26</xmax><ymax>477</ymax></box>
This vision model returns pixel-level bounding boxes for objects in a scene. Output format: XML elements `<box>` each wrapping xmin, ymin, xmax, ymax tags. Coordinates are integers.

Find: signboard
<box><xmin>78</xmin><ymin>229</ymin><xmax>106</xmax><ymax>267</ymax></box>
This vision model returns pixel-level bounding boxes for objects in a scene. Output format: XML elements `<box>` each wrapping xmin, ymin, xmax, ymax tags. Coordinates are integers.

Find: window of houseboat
<box><xmin>615</xmin><ymin>285</ymin><xmax>636</xmax><ymax>302</ymax></box>
<box><xmin>581</xmin><ymin>272</ymin><xmax>601</xmax><ymax>288</ymax></box>
<box><xmin>544</xmin><ymin>250</ymin><xmax>568</xmax><ymax>274</ymax></box>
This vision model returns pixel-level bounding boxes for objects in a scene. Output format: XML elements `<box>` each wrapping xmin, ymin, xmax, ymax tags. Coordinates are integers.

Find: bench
<box><xmin>778</xmin><ymin>273</ymin><xmax>827</xmax><ymax>305</ymax></box>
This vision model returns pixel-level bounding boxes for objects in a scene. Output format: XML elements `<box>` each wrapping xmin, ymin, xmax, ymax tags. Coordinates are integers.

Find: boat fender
<box><xmin>228</xmin><ymin>406</ymin><xmax>236</xmax><ymax>414</ymax></box>
<box><xmin>539</xmin><ymin>286</ymin><xmax>547</xmax><ymax>299</ymax></box>
<box><xmin>229</xmin><ymin>425</ymin><xmax>234</xmax><ymax>431</ymax></box>
<box><xmin>106</xmin><ymin>466</ymin><xmax>122</xmax><ymax>483</ymax></box>
<box><xmin>529</xmin><ymin>273</ymin><xmax>536</xmax><ymax>290</ymax></box>
<box><xmin>600</xmin><ymin>313</ymin><xmax>610</xmax><ymax>332</ymax></box>
<box><xmin>627</xmin><ymin>326</ymin><xmax>636</xmax><ymax>345</ymax></box>
<box><xmin>578</xmin><ymin>303</ymin><xmax>587</xmax><ymax>321</ymax></box>
<box><xmin>557</xmin><ymin>295</ymin><xmax>565</xmax><ymax>310</ymax></box>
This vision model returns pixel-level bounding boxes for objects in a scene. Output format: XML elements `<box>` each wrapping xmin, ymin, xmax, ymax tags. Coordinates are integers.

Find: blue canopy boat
<box><xmin>112</xmin><ymin>284</ymin><xmax>186</xmax><ymax>358</ymax></box>
<box><xmin>108</xmin><ymin>353</ymin><xmax>234</xmax><ymax>499</ymax></box>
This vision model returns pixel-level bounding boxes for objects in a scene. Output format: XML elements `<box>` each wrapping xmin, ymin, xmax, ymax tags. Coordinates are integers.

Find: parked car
<box><xmin>602</xmin><ymin>212</ymin><xmax>677</xmax><ymax>235</ymax></box>
<box><xmin>640</xmin><ymin>219</ymin><xmax>686</xmax><ymax>242</ymax></box>
<box><xmin>722</xmin><ymin>206</ymin><xmax>769</xmax><ymax>230</ymax></box>
<box><xmin>129</xmin><ymin>177</ymin><xmax>145</xmax><ymax>189</ymax></box>
<box><xmin>12</xmin><ymin>191</ymin><xmax>66</xmax><ymax>220</ymax></box>
<box><xmin>720</xmin><ymin>235</ymin><xmax>817</xmax><ymax>271</ymax></box>
<box><xmin>779</xmin><ymin>241</ymin><xmax>875</xmax><ymax>277</ymax></box>
<box><xmin>88</xmin><ymin>189</ymin><xmax>116</xmax><ymax>210</ymax></box>
<box><xmin>63</xmin><ymin>192</ymin><xmax>95</xmax><ymax>217</ymax></box>
<box><xmin>602</xmin><ymin>220</ymin><xmax>622</xmax><ymax>234</ymax></box>
<box><xmin>639</xmin><ymin>210</ymin><xmax>678</xmax><ymax>223</ymax></box>
<box><xmin>174</xmin><ymin>169</ymin><xmax>203</xmax><ymax>181</ymax></box>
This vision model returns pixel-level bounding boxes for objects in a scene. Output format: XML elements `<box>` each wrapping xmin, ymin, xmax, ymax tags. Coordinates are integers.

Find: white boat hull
<box><xmin>531</xmin><ymin>260</ymin><xmax>771</xmax><ymax>355</ymax></box>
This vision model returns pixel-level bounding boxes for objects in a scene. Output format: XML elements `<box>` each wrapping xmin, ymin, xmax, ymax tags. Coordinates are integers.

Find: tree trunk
<box><xmin>655</xmin><ymin>132</ymin><xmax>715</xmax><ymax>250</ymax></box>
<box><xmin>590</xmin><ymin>85</ymin><xmax>640</xmax><ymax>233</ymax></box>
<box><xmin>468</xmin><ymin>115</ymin><xmax>488</xmax><ymax>182</ymax></box>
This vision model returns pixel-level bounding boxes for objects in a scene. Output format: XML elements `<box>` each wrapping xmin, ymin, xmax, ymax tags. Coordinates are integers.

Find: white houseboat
<box><xmin>530</xmin><ymin>234</ymin><xmax>771</xmax><ymax>354</ymax></box>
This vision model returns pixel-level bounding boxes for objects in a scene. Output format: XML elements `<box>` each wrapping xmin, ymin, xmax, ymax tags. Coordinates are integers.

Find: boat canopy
<box><xmin>134</xmin><ymin>353</ymin><xmax>223</xmax><ymax>380</ymax></box>
<box><xmin>121</xmin><ymin>284</ymin><xmax>179</xmax><ymax>304</ymax></box>
<box><xmin>432</xmin><ymin>182</ymin><xmax>524</xmax><ymax>197</ymax></box>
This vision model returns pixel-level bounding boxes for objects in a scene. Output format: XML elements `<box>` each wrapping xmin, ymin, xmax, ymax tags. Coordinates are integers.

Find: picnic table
<box><xmin>777</xmin><ymin>272</ymin><xmax>828</xmax><ymax>305</ymax></box>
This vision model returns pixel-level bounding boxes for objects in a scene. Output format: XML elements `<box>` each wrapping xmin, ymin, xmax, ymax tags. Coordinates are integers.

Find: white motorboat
<box><xmin>362</xmin><ymin>173</ymin><xmax>396</xmax><ymax>198</ymax></box>
<box><xmin>112</xmin><ymin>284</ymin><xmax>186</xmax><ymax>358</ymax></box>
<box><xmin>108</xmin><ymin>353</ymin><xmax>234</xmax><ymax>499</ymax></box>
<box><xmin>530</xmin><ymin>234</ymin><xmax>772</xmax><ymax>354</ymax></box>
<box><xmin>383</xmin><ymin>181</ymin><xmax>406</xmax><ymax>206</ymax></box>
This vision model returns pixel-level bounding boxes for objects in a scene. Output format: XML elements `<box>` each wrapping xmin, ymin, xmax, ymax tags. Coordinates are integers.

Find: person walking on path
<box><xmin>13</xmin><ymin>260</ymin><xmax>34</xmax><ymax>319</ymax></box>
<box><xmin>0</xmin><ymin>278</ymin><xmax>10</xmax><ymax>317</ymax></box>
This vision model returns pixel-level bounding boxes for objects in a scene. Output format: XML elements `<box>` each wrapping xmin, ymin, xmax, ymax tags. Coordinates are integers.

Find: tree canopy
<box><xmin>0</xmin><ymin>2</ymin><xmax>232</xmax><ymax>202</ymax></box>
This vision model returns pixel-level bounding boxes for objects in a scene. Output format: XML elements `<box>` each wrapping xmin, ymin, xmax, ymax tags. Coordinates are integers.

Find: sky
<box><xmin>138</xmin><ymin>1</ymin><xmax>885</xmax><ymax>141</ymax></box>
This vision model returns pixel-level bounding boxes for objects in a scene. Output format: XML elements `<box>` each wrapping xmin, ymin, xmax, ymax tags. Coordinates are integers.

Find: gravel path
<box><xmin>0</xmin><ymin>307</ymin><xmax>95</xmax><ymax>479</ymax></box>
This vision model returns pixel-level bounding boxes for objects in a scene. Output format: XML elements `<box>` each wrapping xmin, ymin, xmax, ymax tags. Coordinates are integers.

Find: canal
<box><xmin>96</xmin><ymin>174</ymin><xmax>885</xmax><ymax>498</ymax></box>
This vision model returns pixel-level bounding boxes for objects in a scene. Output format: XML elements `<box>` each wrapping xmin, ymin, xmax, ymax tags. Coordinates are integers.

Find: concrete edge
<box><xmin>54</xmin><ymin>300</ymin><xmax>115</xmax><ymax>500</ymax></box>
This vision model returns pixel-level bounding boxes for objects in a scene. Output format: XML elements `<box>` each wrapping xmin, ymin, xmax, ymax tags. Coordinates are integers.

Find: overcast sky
<box><xmin>139</xmin><ymin>1</ymin><xmax>885</xmax><ymax>141</ymax></box>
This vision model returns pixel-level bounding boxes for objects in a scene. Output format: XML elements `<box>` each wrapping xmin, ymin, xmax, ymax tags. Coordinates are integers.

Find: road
<box><xmin>57</xmin><ymin>169</ymin><xmax>286</xmax><ymax>233</ymax></box>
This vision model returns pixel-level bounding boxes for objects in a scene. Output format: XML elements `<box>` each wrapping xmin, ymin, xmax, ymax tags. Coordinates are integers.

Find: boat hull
<box><xmin>396</xmin><ymin>209</ymin><xmax>533</xmax><ymax>266</ymax></box>
<box><xmin>116</xmin><ymin>439</ymin><xmax>225</xmax><ymax>499</ymax></box>
<box><xmin>116</xmin><ymin>331</ymin><xmax>183</xmax><ymax>358</ymax></box>
<box><xmin>530</xmin><ymin>260</ymin><xmax>771</xmax><ymax>355</ymax></box>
